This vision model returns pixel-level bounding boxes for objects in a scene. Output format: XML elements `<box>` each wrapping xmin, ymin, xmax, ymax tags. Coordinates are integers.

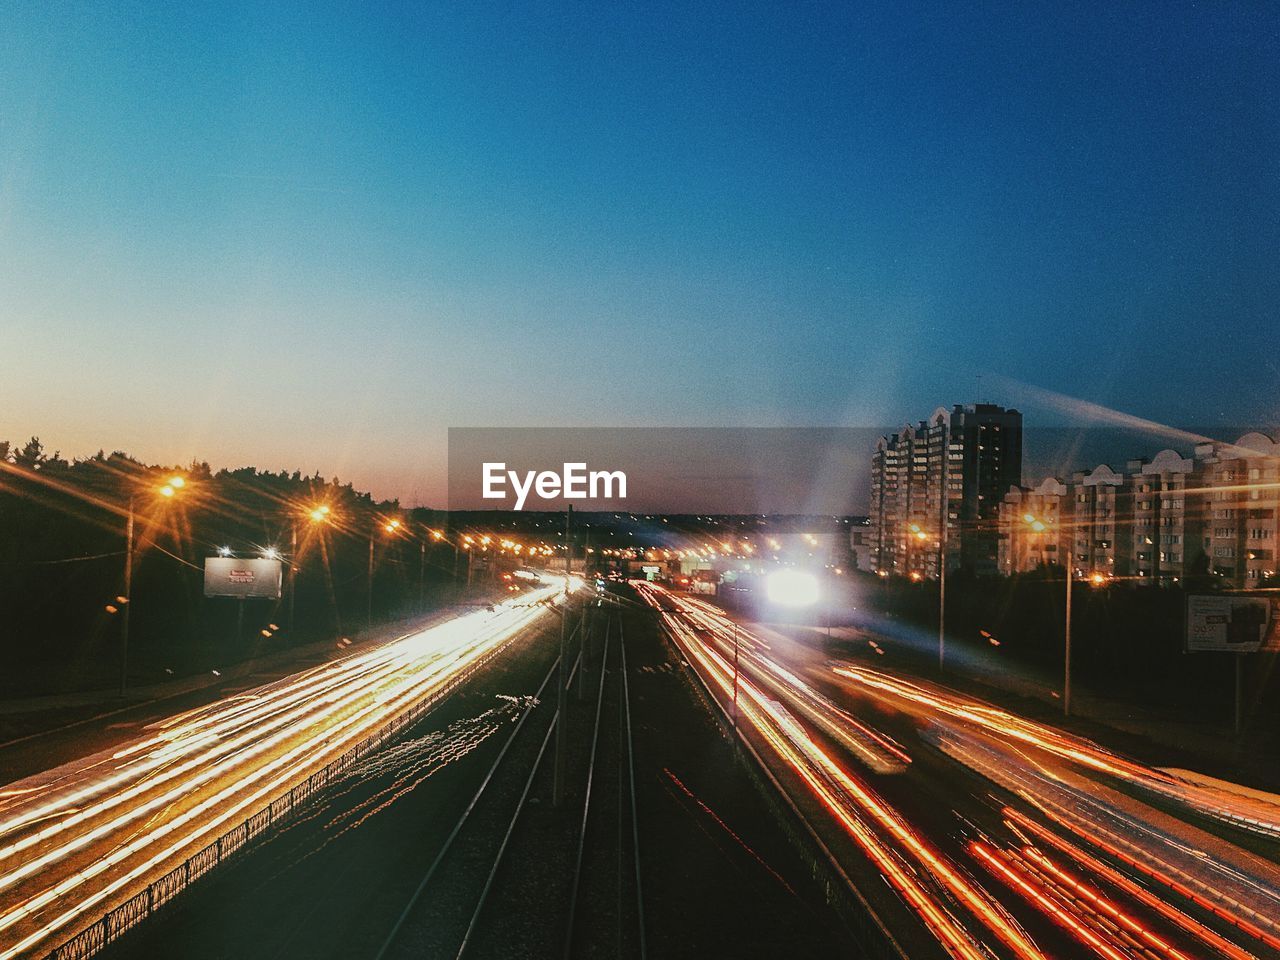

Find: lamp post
<box><xmin>120</xmin><ymin>495</ymin><xmax>135</xmax><ymax>698</ymax></box>
<box><xmin>554</xmin><ymin>506</ymin><xmax>572</xmax><ymax>807</ymax></box>
<box><xmin>418</xmin><ymin>539</ymin><xmax>427</xmax><ymax>612</ymax></box>
<box><xmin>909</xmin><ymin>523</ymin><xmax>943</xmax><ymax>669</ymax></box>
<box><xmin>370</xmin><ymin>518</ymin><xmax>403</xmax><ymax>630</ymax></box>
<box><xmin>731</xmin><ymin>619</ymin><xmax>740</xmax><ymax>741</ymax></box>
<box><xmin>290</xmin><ymin>504</ymin><xmax>331</xmax><ymax>639</ymax></box>
<box><xmin>120</xmin><ymin>474</ymin><xmax>185</xmax><ymax>697</ymax></box>
<box><xmin>938</xmin><ymin>530</ymin><xmax>947</xmax><ymax>672</ymax></box>
<box><xmin>1064</xmin><ymin>561</ymin><xmax>1073</xmax><ymax>717</ymax></box>
<box><xmin>1022</xmin><ymin>511</ymin><xmax>1075</xmax><ymax>717</ymax></box>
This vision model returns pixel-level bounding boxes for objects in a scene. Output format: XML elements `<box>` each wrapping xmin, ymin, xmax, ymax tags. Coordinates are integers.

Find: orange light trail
<box><xmin>833</xmin><ymin>663</ymin><xmax>1280</xmax><ymax>840</ymax></box>
<box><xmin>1020</xmin><ymin>846</ymin><xmax>1196</xmax><ymax>960</ymax></box>
<box><xmin>1001</xmin><ymin>807</ymin><xmax>1258</xmax><ymax>960</ymax></box>
<box><xmin>0</xmin><ymin>576</ymin><xmax>576</xmax><ymax>960</ymax></box>
<box><xmin>970</xmin><ymin>841</ymin><xmax>1129</xmax><ymax>960</ymax></box>
<box><xmin>636</xmin><ymin>582</ymin><xmax>1045</xmax><ymax>960</ymax></box>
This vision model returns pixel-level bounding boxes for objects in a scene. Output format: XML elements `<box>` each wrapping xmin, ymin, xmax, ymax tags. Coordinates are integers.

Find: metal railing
<box><xmin>43</xmin><ymin>636</ymin><xmax>513</xmax><ymax>960</ymax></box>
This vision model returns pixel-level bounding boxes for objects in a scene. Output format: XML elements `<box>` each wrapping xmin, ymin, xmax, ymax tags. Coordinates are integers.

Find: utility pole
<box><xmin>731</xmin><ymin>620</ymin><xmax>739</xmax><ymax>744</ymax></box>
<box><xmin>1063</xmin><ymin>566</ymin><xmax>1073</xmax><ymax>716</ymax></box>
<box><xmin>938</xmin><ymin>433</ymin><xmax>948</xmax><ymax>672</ymax></box>
<box><xmin>418</xmin><ymin>540</ymin><xmax>427</xmax><ymax>612</ymax></box>
<box><xmin>288</xmin><ymin>522</ymin><xmax>298</xmax><ymax>641</ymax></box>
<box><xmin>120</xmin><ymin>495</ymin><xmax>135</xmax><ymax>698</ymax></box>
<box><xmin>578</xmin><ymin>525</ymin><xmax>589</xmax><ymax>699</ymax></box>
<box><xmin>367</xmin><ymin>535</ymin><xmax>375</xmax><ymax>630</ymax></box>
<box><xmin>938</xmin><ymin>534</ymin><xmax>947</xmax><ymax>672</ymax></box>
<box><xmin>554</xmin><ymin>505</ymin><xmax>572</xmax><ymax>806</ymax></box>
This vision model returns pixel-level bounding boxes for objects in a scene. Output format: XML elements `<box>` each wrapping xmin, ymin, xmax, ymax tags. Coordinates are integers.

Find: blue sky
<box><xmin>2</xmin><ymin>2</ymin><xmax>1277</xmax><ymax>503</ymax></box>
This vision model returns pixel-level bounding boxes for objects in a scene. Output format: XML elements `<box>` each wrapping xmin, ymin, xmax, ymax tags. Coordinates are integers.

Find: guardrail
<box><xmin>43</xmin><ymin>624</ymin><xmax>527</xmax><ymax>960</ymax></box>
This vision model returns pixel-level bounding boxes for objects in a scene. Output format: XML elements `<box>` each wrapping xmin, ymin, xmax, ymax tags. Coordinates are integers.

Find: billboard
<box><xmin>1186</xmin><ymin>595</ymin><xmax>1276</xmax><ymax>653</ymax></box>
<box><xmin>204</xmin><ymin>557</ymin><xmax>283</xmax><ymax>600</ymax></box>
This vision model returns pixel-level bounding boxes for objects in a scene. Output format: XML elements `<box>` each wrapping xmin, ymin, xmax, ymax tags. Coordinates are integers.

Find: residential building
<box><xmin>1194</xmin><ymin>432</ymin><xmax>1280</xmax><ymax>587</ymax></box>
<box><xmin>1127</xmin><ymin>449</ymin><xmax>1200</xmax><ymax>583</ymax></box>
<box><xmin>998</xmin><ymin>477</ymin><xmax>1071</xmax><ymax>574</ymax></box>
<box><xmin>870</xmin><ymin>403</ymin><xmax>1022</xmax><ymax>579</ymax></box>
<box><xmin>849</xmin><ymin>518</ymin><xmax>874</xmax><ymax>572</ymax></box>
<box><xmin>997</xmin><ymin>431</ymin><xmax>1278</xmax><ymax>586</ymax></box>
<box><xmin>1067</xmin><ymin>464</ymin><xmax>1131</xmax><ymax>579</ymax></box>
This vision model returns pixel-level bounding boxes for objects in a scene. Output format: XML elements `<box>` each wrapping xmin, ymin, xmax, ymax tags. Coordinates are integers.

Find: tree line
<box><xmin>0</xmin><ymin>438</ymin><xmax>455</xmax><ymax>698</ymax></box>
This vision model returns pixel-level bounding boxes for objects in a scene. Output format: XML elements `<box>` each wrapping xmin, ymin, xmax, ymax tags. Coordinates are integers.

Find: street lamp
<box><xmin>1024</xmin><ymin>512</ymin><xmax>1073</xmax><ymax>716</ymax></box>
<box><xmin>730</xmin><ymin>618</ymin><xmax>740</xmax><ymax>743</ymax></box>
<box><xmin>370</xmin><ymin>517</ymin><xmax>404</xmax><ymax>629</ymax></box>
<box><xmin>120</xmin><ymin>474</ymin><xmax>186</xmax><ymax>697</ymax></box>
<box><xmin>290</xmin><ymin>503</ymin><xmax>333</xmax><ymax>638</ymax></box>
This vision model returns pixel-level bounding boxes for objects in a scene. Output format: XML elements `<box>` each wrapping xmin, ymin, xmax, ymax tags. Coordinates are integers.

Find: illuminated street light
<box><xmin>289</xmin><ymin>504</ymin><xmax>335</xmax><ymax>641</ymax></box>
<box><xmin>369</xmin><ymin>517</ymin><xmax>406</xmax><ymax>628</ymax></box>
<box><xmin>217</xmin><ymin>546</ymin><xmax>232</xmax><ymax>557</ymax></box>
<box><xmin>121</xmin><ymin>474</ymin><xmax>186</xmax><ymax>696</ymax></box>
<box><xmin>262</xmin><ymin>547</ymin><xmax>281</xmax><ymax>560</ymax></box>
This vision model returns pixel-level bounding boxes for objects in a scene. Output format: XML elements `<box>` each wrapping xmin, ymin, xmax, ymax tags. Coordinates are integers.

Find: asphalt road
<box><xmin>0</xmin><ymin>580</ymin><xmax>568</xmax><ymax>960</ymax></box>
<box><xmin>94</xmin><ymin>589</ymin><xmax>852</xmax><ymax>960</ymax></box>
<box><xmin>637</xmin><ymin>581</ymin><xmax>1280</xmax><ymax>960</ymax></box>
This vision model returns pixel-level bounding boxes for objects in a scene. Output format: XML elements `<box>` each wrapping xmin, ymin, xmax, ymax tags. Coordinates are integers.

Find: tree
<box><xmin>13</xmin><ymin>437</ymin><xmax>47</xmax><ymax>470</ymax></box>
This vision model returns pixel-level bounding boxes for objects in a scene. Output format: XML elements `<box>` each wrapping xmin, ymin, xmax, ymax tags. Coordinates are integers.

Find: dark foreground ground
<box><xmin>92</xmin><ymin>590</ymin><xmax>855</xmax><ymax>960</ymax></box>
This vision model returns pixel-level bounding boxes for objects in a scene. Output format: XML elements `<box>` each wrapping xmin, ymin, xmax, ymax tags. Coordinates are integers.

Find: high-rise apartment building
<box><xmin>871</xmin><ymin>403</ymin><xmax>1022</xmax><ymax>578</ymax></box>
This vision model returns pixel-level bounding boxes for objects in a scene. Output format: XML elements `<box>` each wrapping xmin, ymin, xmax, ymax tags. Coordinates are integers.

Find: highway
<box><xmin>0</xmin><ymin>577</ymin><xmax>574</xmax><ymax>960</ymax></box>
<box><xmin>635</xmin><ymin>581</ymin><xmax>1280</xmax><ymax>960</ymax></box>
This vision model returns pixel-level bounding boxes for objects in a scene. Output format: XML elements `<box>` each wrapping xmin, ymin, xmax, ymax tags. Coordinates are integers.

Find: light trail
<box><xmin>833</xmin><ymin>663</ymin><xmax>1280</xmax><ymax>840</ymax></box>
<box><xmin>639</xmin><ymin>582</ymin><xmax>1280</xmax><ymax>960</ymax></box>
<box><xmin>935</xmin><ymin>723</ymin><xmax>1280</xmax><ymax>956</ymax></box>
<box><xmin>971</xmin><ymin>841</ymin><xmax>1130</xmax><ymax>960</ymax></box>
<box><xmin>1002</xmin><ymin>807</ymin><xmax>1261</xmax><ymax>960</ymax></box>
<box><xmin>1019</xmin><ymin>845</ymin><xmax>1197</xmax><ymax>960</ymax></box>
<box><xmin>636</xmin><ymin>582</ymin><xmax>1045</xmax><ymax>960</ymax></box>
<box><xmin>664</xmin><ymin>593</ymin><xmax>910</xmax><ymax>774</ymax></box>
<box><xmin>0</xmin><ymin>577</ymin><xmax>575</xmax><ymax>960</ymax></box>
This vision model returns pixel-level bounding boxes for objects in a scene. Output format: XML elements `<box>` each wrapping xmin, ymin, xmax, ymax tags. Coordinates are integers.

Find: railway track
<box><xmin>374</xmin><ymin>594</ymin><xmax>646</xmax><ymax>960</ymax></box>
